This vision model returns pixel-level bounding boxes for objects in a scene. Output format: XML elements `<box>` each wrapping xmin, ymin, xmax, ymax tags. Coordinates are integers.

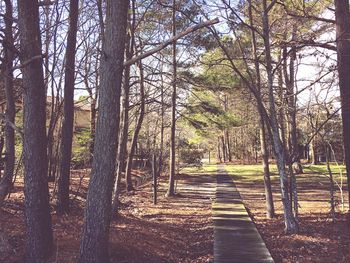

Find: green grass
<box><xmin>183</xmin><ymin>163</ymin><xmax>347</xmax><ymax>183</ymax></box>
<box><xmin>302</xmin><ymin>164</ymin><xmax>346</xmax><ymax>175</ymax></box>
<box><xmin>180</xmin><ymin>163</ymin><xmax>218</xmax><ymax>174</ymax></box>
<box><xmin>224</xmin><ymin>164</ymin><xmax>279</xmax><ymax>182</ymax></box>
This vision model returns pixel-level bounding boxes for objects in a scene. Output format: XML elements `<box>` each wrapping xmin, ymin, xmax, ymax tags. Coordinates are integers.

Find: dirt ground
<box><xmin>234</xmin><ymin>171</ymin><xmax>350</xmax><ymax>263</ymax></box>
<box><xmin>0</xmin><ymin>171</ymin><xmax>213</xmax><ymax>263</ymax></box>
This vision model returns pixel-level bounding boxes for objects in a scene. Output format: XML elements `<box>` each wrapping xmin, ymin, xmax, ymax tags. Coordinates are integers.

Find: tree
<box><xmin>17</xmin><ymin>0</ymin><xmax>53</xmax><ymax>260</ymax></box>
<box><xmin>166</xmin><ymin>0</ymin><xmax>177</xmax><ymax>197</ymax></box>
<box><xmin>125</xmin><ymin>61</ymin><xmax>146</xmax><ymax>192</ymax></box>
<box><xmin>56</xmin><ymin>0</ymin><xmax>80</xmax><ymax>215</ymax></box>
<box><xmin>334</xmin><ymin>0</ymin><xmax>350</xmax><ymax>209</ymax></box>
<box><xmin>79</xmin><ymin>0</ymin><xmax>129</xmax><ymax>261</ymax></box>
<box><xmin>261</xmin><ymin>0</ymin><xmax>298</xmax><ymax>233</ymax></box>
<box><xmin>119</xmin><ymin>0</ymin><xmax>136</xmax><ymax>194</ymax></box>
<box><xmin>248</xmin><ymin>0</ymin><xmax>274</xmax><ymax>218</ymax></box>
<box><xmin>112</xmin><ymin>6</ymin><xmax>134</xmax><ymax>211</ymax></box>
<box><xmin>0</xmin><ymin>0</ymin><xmax>16</xmax><ymax>206</ymax></box>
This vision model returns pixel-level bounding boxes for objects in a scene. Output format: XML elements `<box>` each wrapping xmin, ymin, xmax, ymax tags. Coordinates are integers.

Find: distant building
<box><xmin>46</xmin><ymin>96</ymin><xmax>91</xmax><ymax>131</ymax></box>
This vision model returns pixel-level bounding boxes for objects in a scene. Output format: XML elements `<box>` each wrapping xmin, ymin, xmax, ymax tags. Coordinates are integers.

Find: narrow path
<box><xmin>213</xmin><ymin>165</ymin><xmax>274</xmax><ymax>263</ymax></box>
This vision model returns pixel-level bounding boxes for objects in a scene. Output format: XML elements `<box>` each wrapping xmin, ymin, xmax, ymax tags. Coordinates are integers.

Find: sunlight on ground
<box><xmin>182</xmin><ymin>162</ymin><xmax>347</xmax><ymax>184</ymax></box>
<box><xmin>183</xmin><ymin>162</ymin><xmax>349</xmax><ymax>214</ymax></box>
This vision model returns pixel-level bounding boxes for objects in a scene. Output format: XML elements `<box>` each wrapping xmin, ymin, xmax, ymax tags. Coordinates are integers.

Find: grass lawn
<box><xmin>180</xmin><ymin>163</ymin><xmax>218</xmax><ymax>174</ymax></box>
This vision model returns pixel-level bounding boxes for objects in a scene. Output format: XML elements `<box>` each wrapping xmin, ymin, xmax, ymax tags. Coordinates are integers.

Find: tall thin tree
<box><xmin>79</xmin><ymin>0</ymin><xmax>129</xmax><ymax>261</ymax></box>
<box><xmin>17</xmin><ymin>0</ymin><xmax>53</xmax><ymax>260</ymax></box>
<box><xmin>166</xmin><ymin>0</ymin><xmax>177</xmax><ymax>197</ymax></box>
<box><xmin>125</xmin><ymin>61</ymin><xmax>146</xmax><ymax>192</ymax></box>
<box><xmin>335</xmin><ymin>0</ymin><xmax>350</xmax><ymax>209</ymax></box>
<box><xmin>56</xmin><ymin>0</ymin><xmax>80</xmax><ymax>215</ymax></box>
<box><xmin>0</xmin><ymin>0</ymin><xmax>16</xmax><ymax>206</ymax></box>
<box><xmin>262</xmin><ymin>0</ymin><xmax>298</xmax><ymax>233</ymax></box>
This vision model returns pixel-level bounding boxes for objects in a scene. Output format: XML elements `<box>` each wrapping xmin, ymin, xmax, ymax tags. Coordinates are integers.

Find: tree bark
<box><xmin>309</xmin><ymin>137</ymin><xmax>318</xmax><ymax>164</ymax></box>
<box><xmin>56</xmin><ymin>0</ymin><xmax>79</xmax><ymax>215</ymax></box>
<box><xmin>260</xmin><ymin>120</ymin><xmax>275</xmax><ymax>219</ymax></box>
<box><xmin>225</xmin><ymin>130</ymin><xmax>232</xmax><ymax>162</ymax></box>
<box><xmin>158</xmin><ymin>76</ymin><xmax>165</xmax><ymax>176</ymax></box>
<box><xmin>89</xmin><ymin>97</ymin><xmax>97</xmax><ymax>163</ymax></box>
<box><xmin>0</xmin><ymin>0</ymin><xmax>16</xmax><ymax>207</ymax></box>
<box><xmin>248</xmin><ymin>0</ymin><xmax>275</xmax><ymax>219</ymax></box>
<box><xmin>282</xmin><ymin>39</ymin><xmax>300</xmax><ymax>219</ymax></box>
<box><xmin>112</xmin><ymin>1</ymin><xmax>136</xmax><ymax>213</ymax></box>
<box><xmin>166</xmin><ymin>0</ymin><xmax>177</xmax><ymax>197</ymax></box>
<box><xmin>262</xmin><ymin>0</ymin><xmax>298</xmax><ymax>233</ymax></box>
<box><xmin>79</xmin><ymin>0</ymin><xmax>129</xmax><ymax>261</ymax></box>
<box><xmin>217</xmin><ymin>136</ymin><xmax>222</xmax><ymax>162</ymax></box>
<box><xmin>335</xmin><ymin>0</ymin><xmax>350</xmax><ymax>209</ymax></box>
<box><xmin>125</xmin><ymin>61</ymin><xmax>146</xmax><ymax>192</ymax></box>
<box><xmin>17</xmin><ymin>0</ymin><xmax>53</xmax><ymax>260</ymax></box>
<box><xmin>221</xmin><ymin>134</ymin><xmax>226</xmax><ymax>162</ymax></box>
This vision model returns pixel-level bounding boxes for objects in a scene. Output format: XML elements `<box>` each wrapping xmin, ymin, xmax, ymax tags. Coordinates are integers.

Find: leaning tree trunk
<box><xmin>166</xmin><ymin>0</ymin><xmax>177</xmax><ymax>197</ymax></box>
<box><xmin>262</xmin><ymin>0</ymin><xmax>298</xmax><ymax>234</ymax></box>
<box><xmin>260</xmin><ymin>119</ymin><xmax>275</xmax><ymax>219</ymax></box>
<box><xmin>335</xmin><ymin>0</ymin><xmax>350</xmax><ymax>209</ymax></box>
<box><xmin>324</xmin><ymin>143</ymin><xmax>336</xmax><ymax>222</ymax></box>
<box><xmin>158</xmin><ymin>75</ymin><xmax>165</xmax><ymax>176</ymax></box>
<box><xmin>282</xmin><ymin>38</ymin><xmax>300</xmax><ymax>219</ymax></box>
<box><xmin>0</xmin><ymin>0</ymin><xmax>16</xmax><ymax>207</ymax></box>
<box><xmin>125</xmin><ymin>61</ymin><xmax>146</xmax><ymax>192</ymax></box>
<box><xmin>248</xmin><ymin>0</ymin><xmax>275</xmax><ymax>219</ymax></box>
<box><xmin>17</xmin><ymin>0</ymin><xmax>53</xmax><ymax>261</ymax></box>
<box><xmin>56</xmin><ymin>0</ymin><xmax>79</xmax><ymax>215</ymax></box>
<box><xmin>79</xmin><ymin>0</ymin><xmax>128</xmax><ymax>261</ymax></box>
<box><xmin>112</xmin><ymin>0</ymin><xmax>136</xmax><ymax>213</ymax></box>
<box><xmin>111</xmin><ymin>69</ymin><xmax>130</xmax><ymax>212</ymax></box>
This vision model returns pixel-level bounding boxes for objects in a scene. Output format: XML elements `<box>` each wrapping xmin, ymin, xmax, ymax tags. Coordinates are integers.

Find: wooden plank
<box><xmin>213</xmin><ymin>165</ymin><xmax>274</xmax><ymax>263</ymax></box>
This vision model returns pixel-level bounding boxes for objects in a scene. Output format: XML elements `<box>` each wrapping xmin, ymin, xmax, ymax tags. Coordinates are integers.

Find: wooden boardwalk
<box><xmin>213</xmin><ymin>165</ymin><xmax>274</xmax><ymax>263</ymax></box>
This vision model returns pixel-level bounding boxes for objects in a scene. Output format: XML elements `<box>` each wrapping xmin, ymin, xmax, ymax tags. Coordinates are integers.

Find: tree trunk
<box><xmin>111</xmin><ymin>70</ymin><xmax>130</xmax><ymax>213</ymax></box>
<box><xmin>56</xmin><ymin>0</ymin><xmax>79</xmax><ymax>215</ymax></box>
<box><xmin>79</xmin><ymin>0</ymin><xmax>128</xmax><ymax>261</ymax></box>
<box><xmin>89</xmin><ymin>97</ymin><xmax>97</xmax><ymax>164</ymax></box>
<box><xmin>166</xmin><ymin>0</ymin><xmax>177</xmax><ymax>197</ymax></box>
<box><xmin>325</xmin><ymin>143</ymin><xmax>336</xmax><ymax>222</ymax></box>
<box><xmin>282</xmin><ymin>38</ymin><xmax>300</xmax><ymax>219</ymax></box>
<box><xmin>115</xmin><ymin>3</ymin><xmax>136</xmax><ymax>197</ymax></box>
<box><xmin>248</xmin><ymin>0</ymin><xmax>275</xmax><ymax>219</ymax></box>
<box><xmin>262</xmin><ymin>0</ymin><xmax>298</xmax><ymax>234</ymax></box>
<box><xmin>158</xmin><ymin>78</ymin><xmax>165</xmax><ymax>175</ymax></box>
<box><xmin>125</xmin><ymin>62</ymin><xmax>146</xmax><ymax>192</ymax></box>
<box><xmin>217</xmin><ymin>136</ymin><xmax>222</xmax><ymax>162</ymax></box>
<box><xmin>17</xmin><ymin>0</ymin><xmax>53</xmax><ymax>260</ymax></box>
<box><xmin>260</xmin><ymin>121</ymin><xmax>275</xmax><ymax>219</ymax></box>
<box><xmin>335</xmin><ymin>0</ymin><xmax>350</xmax><ymax>209</ymax></box>
<box><xmin>310</xmin><ymin>138</ymin><xmax>318</xmax><ymax>164</ymax></box>
<box><xmin>221</xmin><ymin>135</ymin><xmax>226</xmax><ymax>162</ymax></box>
<box><xmin>225</xmin><ymin>130</ymin><xmax>232</xmax><ymax>162</ymax></box>
<box><xmin>0</xmin><ymin>0</ymin><xmax>16</xmax><ymax>207</ymax></box>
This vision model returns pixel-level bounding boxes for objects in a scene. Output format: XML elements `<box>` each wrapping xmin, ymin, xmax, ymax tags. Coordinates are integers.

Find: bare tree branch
<box><xmin>124</xmin><ymin>18</ymin><xmax>219</xmax><ymax>67</ymax></box>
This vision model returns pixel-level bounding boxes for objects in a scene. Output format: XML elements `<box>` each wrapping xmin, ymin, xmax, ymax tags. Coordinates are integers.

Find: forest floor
<box><xmin>224</xmin><ymin>163</ymin><xmax>350</xmax><ymax>263</ymax></box>
<box><xmin>0</xmin><ymin>169</ymin><xmax>213</xmax><ymax>263</ymax></box>
<box><xmin>2</xmin><ymin>164</ymin><xmax>350</xmax><ymax>262</ymax></box>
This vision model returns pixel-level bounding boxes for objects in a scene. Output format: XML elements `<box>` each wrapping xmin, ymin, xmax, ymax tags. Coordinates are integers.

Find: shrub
<box><xmin>180</xmin><ymin>148</ymin><xmax>203</xmax><ymax>166</ymax></box>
